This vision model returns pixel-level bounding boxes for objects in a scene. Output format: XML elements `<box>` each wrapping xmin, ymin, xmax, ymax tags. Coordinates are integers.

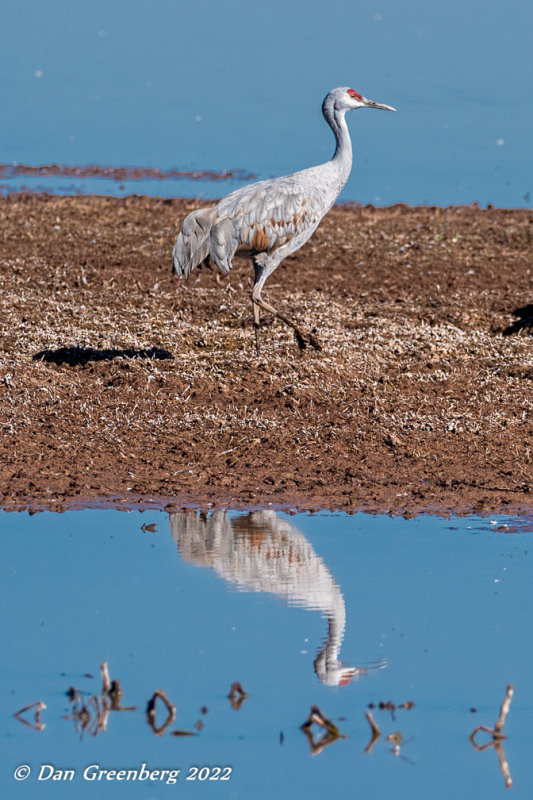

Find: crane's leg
<box><xmin>252</xmin><ymin>260</ymin><xmax>262</xmax><ymax>356</ymax></box>
<box><xmin>251</xmin><ymin>256</ymin><xmax>321</xmax><ymax>351</ymax></box>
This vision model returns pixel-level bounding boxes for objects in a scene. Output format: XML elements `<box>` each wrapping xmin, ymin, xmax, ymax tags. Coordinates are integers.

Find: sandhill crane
<box><xmin>172</xmin><ymin>87</ymin><xmax>396</xmax><ymax>353</ymax></box>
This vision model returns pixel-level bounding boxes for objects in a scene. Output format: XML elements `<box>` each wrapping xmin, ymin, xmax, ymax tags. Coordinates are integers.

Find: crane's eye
<box><xmin>348</xmin><ymin>89</ymin><xmax>363</xmax><ymax>101</ymax></box>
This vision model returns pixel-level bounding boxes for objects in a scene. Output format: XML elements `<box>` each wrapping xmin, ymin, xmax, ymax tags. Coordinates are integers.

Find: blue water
<box><xmin>1</xmin><ymin>0</ymin><xmax>532</xmax><ymax>206</ymax></box>
<box><xmin>1</xmin><ymin>507</ymin><xmax>533</xmax><ymax>798</ymax></box>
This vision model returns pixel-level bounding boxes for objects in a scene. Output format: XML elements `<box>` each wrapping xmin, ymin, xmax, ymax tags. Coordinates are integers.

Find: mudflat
<box><xmin>0</xmin><ymin>194</ymin><xmax>531</xmax><ymax>514</ymax></box>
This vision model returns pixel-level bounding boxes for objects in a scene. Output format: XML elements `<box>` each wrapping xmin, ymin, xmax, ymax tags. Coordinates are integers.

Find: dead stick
<box><xmin>494</xmin><ymin>742</ymin><xmax>513</xmax><ymax>789</ymax></box>
<box><xmin>100</xmin><ymin>661</ymin><xmax>111</xmax><ymax>695</ymax></box>
<box><xmin>494</xmin><ymin>684</ymin><xmax>514</xmax><ymax>735</ymax></box>
<box><xmin>364</xmin><ymin>711</ymin><xmax>381</xmax><ymax>754</ymax></box>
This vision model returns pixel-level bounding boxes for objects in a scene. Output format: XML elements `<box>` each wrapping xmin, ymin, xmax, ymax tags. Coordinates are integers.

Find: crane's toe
<box><xmin>294</xmin><ymin>329</ymin><xmax>308</xmax><ymax>350</ymax></box>
<box><xmin>293</xmin><ymin>328</ymin><xmax>322</xmax><ymax>351</ymax></box>
<box><xmin>308</xmin><ymin>331</ymin><xmax>322</xmax><ymax>351</ymax></box>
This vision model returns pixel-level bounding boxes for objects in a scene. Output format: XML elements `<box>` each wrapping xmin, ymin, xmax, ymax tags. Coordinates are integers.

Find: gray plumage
<box><xmin>172</xmin><ymin>86</ymin><xmax>396</xmax><ymax>353</ymax></box>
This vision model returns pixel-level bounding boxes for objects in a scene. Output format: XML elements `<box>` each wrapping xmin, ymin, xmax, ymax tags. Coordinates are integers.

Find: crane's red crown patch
<box><xmin>348</xmin><ymin>89</ymin><xmax>363</xmax><ymax>101</ymax></box>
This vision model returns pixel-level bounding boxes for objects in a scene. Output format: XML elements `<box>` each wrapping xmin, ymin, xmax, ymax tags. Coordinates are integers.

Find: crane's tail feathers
<box><xmin>172</xmin><ymin>206</ymin><xmax>217</xmax><ymax>278</ymax></box>
<box><xmin>209</xmin><ymin>218</ymin><xmax>238</xmax><ymax>276</ymax></box>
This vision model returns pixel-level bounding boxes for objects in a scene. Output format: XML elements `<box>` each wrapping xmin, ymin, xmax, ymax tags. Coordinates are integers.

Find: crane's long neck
<box><xmin>321</xmin><ymin>98</ymin><xmax>353</xmax><ymax>195</ymax></box>
<box><xmin>325</xmin><ymin>101</ymin><xmax>352</xmax><ymax>164</ymax></box>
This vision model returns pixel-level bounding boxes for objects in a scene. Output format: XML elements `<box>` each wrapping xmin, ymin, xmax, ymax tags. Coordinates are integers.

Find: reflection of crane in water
<box><xmin>169</xmin><ymin>509</ymin><xmax>385</xmax><ymax>686</ymax></box>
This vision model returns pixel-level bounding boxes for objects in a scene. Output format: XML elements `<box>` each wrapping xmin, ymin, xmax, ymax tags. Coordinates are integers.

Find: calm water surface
<box><xmin>1</xmin><ymin>0</ymin><xmax>532</xmax><ymax>206</ymax></box>
<box><xmin>2</xmin><ymin>507</ymin><xmax>533</xmax><ymax>798</ymax></box>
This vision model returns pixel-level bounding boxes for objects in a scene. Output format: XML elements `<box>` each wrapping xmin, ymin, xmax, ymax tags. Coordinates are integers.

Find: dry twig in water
<box><xmin>470</xmin><ymin>684</ymin><xmax>514</xmax><ymax>789</ymax></box>
<box><xmin>364</xmin><ymin>711</ymin><xmax>381</xmax><ymax>754</ymax></box>
<box><xmin>146</xmin><ymin>689</ymin><xmax>176</xmax><ymax>736</ymax></box>
<box><xmin>14</xmin><ymin>700</ymin><xmax>46</xmax><ymax>732</ymax></box>
<box><xmin>228</xmin><ymin>682</ymin><xmax>248</xmax><ymax>710</ymax></box>
<box><xmin>301</xmin><ymin>705</ymin><xmax>346</xmax><ymax>755</ymax></box>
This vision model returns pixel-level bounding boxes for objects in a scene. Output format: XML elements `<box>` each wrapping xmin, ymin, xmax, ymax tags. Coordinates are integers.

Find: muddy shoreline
<box><xmin>0</xmin><ymin>194</ymin><xmax>531</xmax><ymax>516</ymax></box>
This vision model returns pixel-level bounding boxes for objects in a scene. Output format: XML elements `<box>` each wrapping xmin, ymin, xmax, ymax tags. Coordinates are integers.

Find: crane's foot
<box><xmin>254</xmin><ymin>322</ymin><xmax>261</xmax><ymax>357</ymax></box>
<box><xmin>293</xmin><ymin>328</ymin><xmax>322</xmax><ymax>352</ymax></box>
<box><xmin>308</xmin><ymin>329</ymin><xmax>322</xmax><ymax>351</ymax></box>
<box><xmin>294</xmin><ymin>329</ymin><xmax>308</xmax><ymax>350</ymax></box>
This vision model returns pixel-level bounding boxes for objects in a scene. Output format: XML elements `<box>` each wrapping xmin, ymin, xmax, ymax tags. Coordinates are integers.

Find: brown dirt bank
<box><xmin>0</xmin><ymin>194</ymin><xmax>532</xmax><ymax>516</ymax></box>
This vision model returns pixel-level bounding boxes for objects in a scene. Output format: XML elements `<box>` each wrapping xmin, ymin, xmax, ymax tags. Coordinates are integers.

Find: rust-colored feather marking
<box><xmin>251</xmin><ymin>227</ymin><xmax>271</xmax><ymax>251</ymax></box>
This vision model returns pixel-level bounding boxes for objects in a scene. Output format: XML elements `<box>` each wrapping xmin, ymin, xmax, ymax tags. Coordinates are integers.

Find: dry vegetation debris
<box><xmin>0</xmin><ymin>195</ymin><xmax>531</xmax><ymax>514</ymax></box>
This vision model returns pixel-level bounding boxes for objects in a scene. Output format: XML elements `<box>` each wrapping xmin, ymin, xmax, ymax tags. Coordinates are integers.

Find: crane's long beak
<box><xmin>363</xmin><ymin>97</ymin><xmax>397</xmax><ymax>111</ymax></box>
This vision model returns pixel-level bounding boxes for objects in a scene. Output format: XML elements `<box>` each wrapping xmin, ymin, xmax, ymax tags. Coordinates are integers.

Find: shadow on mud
<box><xmin>502</xmin><ymin>303</ymin><xmax>533</xmax><ymax>336</ymax></box>
<box><xmin>32</xmin><ymin>345</ymin><xmax>173</xmax><ymax>366</ymax></box>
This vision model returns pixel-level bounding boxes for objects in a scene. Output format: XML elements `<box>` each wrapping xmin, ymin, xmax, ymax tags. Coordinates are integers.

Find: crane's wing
<box><xmin>215</xmin><ymin>176</ymin><xmax>323</xmax><ymax>257</ymax></box>
<box><xmin>174</xmin><ymin>171</ymin><xmax>328</xmax><ymax>277</ymax></box>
